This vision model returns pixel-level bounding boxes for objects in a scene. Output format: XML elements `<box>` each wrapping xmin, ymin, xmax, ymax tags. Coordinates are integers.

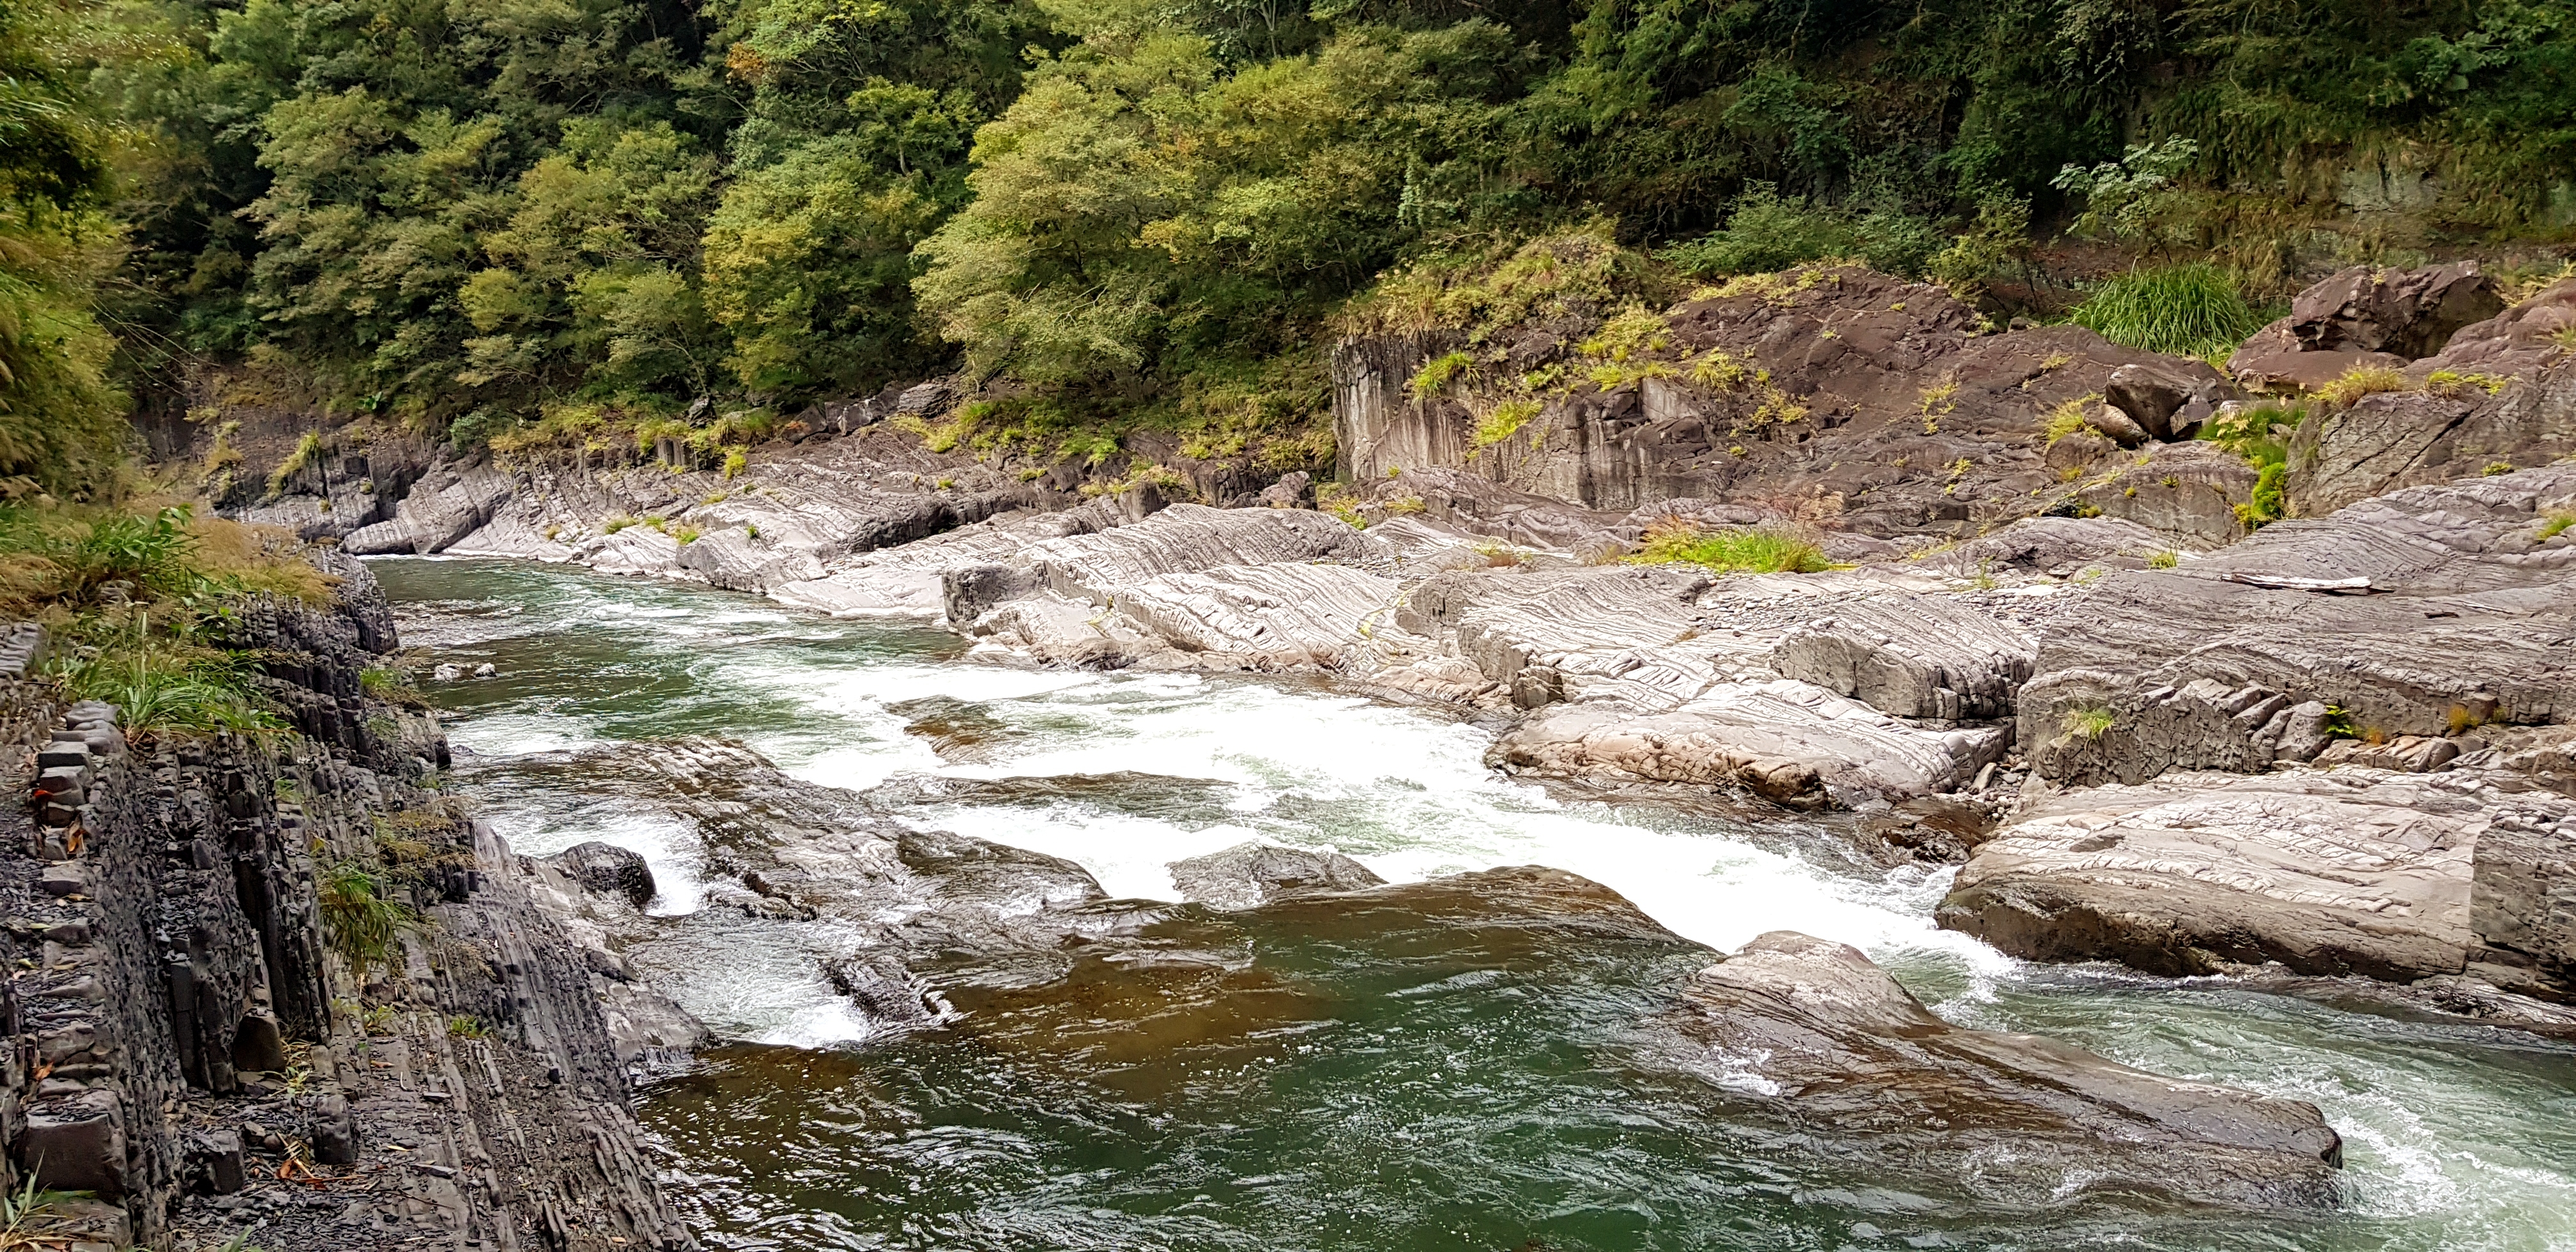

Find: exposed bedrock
<box><xmin>2228</xmin><ymin>261</ymin><xmax>2506</xmax><ymax>394</ymax></box>
<box><xmin>1938</xmin><ymin>767</ymin><xmax>2576</xmax><ymax>1004</ymax></box>
<box><xmin>1652</xmin><ymin>930</ymin><xmax>2343</xmax><ymax>1210</ymax></box>
<box><xmin>1</xmin><ymin>569</ymin><xmax>698</xmax><ymax>1250</ymax></box>
<box><xmin>2018</xmin><ymin>466</ymin><xmax>2576</xmax><ymax>788</ymax></box>
<box><xmin>1333</xmin><ymin>264</ymin><xmax>2260</xmax><ymax>544</ymax></box>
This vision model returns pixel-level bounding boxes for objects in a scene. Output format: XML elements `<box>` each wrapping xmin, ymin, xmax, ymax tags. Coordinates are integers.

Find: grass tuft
<box><xmin>319</xmin><ymin>860</ymin><xmax>412</xmax><ymax>974</ymax></box>
<box><xmin>2069</xmin><ymin>264</ymin><xmax>2267</xmax><ymax>359</ymax></box>
<box><xmin>1627</xmin><ymin>521</ymin><xmax>1831</xmax><ymax>574</ymax></box>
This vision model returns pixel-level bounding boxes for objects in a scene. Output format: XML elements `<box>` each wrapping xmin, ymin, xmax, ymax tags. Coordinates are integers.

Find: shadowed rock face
<box><xmin>1653</xmin><ymin>931</ymin><xmax>2343</xmax><ymax>1210</ymax></box>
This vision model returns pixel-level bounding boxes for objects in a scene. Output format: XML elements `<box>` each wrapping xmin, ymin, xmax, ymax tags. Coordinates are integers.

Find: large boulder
<box><xmin>1938</xmin><ymin>768</ymin><xmax>2576</xmax><ymax>1003</ymax></box>
<box><xmin>2289</xmin><ymin>261</ymin><xmax>2506</xmax><ymax>358</ymax></box>
<box><xmin>2227</xmin><ymin>261</ymin><xmax>2508</xmax><ymax>393</ymax></box>
<box><xmin>1656</xmin><ymin>930</ymin><xmax>2344</xmax><ymax>1209</ymax></box>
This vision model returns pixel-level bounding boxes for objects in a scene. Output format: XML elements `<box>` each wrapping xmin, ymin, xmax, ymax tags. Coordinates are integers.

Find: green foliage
<box><xmin>1408</xmin><ymin>351</ymin><xmax>1473</xmax><ymax>401</ymax></box>
<box><xmin>2147</xmin><ymin>549</ymin><xmax>2179</xmax><ymax>569</ymax></box>
<box><xmin>1662</xmin><ymin>186</ymin><xmax>1944</xmax><ymax>280</ymax></box>
<box><xmin>319</xmin><ymin>859</ymin><xmax>410</xmax><ymax>973</ymax></box>
<box><xmin>1628</xmin><ymin>521</ymin><xmax>1830</xmax><ymax>574</ymax></box>
<box><xmin>1471</xmin><ymin>399</ymin><xmax>1542</xmax><ymax>449</ymax></box>
<box><xmin>2061</xmin><ymin>705</ymin><xmax>2117</xmax><ymax>740</ymax></box>
<box><xmin>2043</xmin><ymin>393</ymin><xmax>2104</xmax><ymax>445</ymax></box>
<box><xmin>2051</xmin><ymin>139</ymin><xmax>2201</xmax><ymax>248</ymax></box>
<box><xmin>2313</xmin><ymin>365</ymin><xmax>2411</xmax><ymax>407</ymax></box>
<box><xmin>37</xmin><ymin>0</ymin><xmax>2576</xmax><ymax>475</ymax></box>
<box><xmin>2071</xmin><ymin>265</ymin><xmax>2269</xmax><ymax>359</ymax></box>
<box><xmin>2540</xmin><ymin>513</ymin><xmax>2574</xmax><ymax>540</ymax></box>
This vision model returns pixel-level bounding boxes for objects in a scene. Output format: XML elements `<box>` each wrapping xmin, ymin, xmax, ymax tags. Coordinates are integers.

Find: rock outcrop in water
<box><xmin>0</xmin><ymin>561</ymin><xmax>697</xmax><ymax>1249</ymax></box>
<box><xmin>1656</xmin><ymin>930</ymin><xmax>2343</xmax><ymax>1209</ymax></box>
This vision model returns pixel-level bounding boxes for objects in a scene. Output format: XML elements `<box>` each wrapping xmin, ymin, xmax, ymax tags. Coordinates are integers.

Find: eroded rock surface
<box><xmin>1938</xmin><ymin>768</ymin><xmax>2576</xmax><ymax>1001</ymax></box>
<box><xmin>2017</xmin><ymin>466</ymin><xmax>2576</xmax><ymax>787</ymax></box>
<box><xmin>1650</xmin><ymin>930</ymin><xmax>2343</xmax><ymax>1209</ymax></box>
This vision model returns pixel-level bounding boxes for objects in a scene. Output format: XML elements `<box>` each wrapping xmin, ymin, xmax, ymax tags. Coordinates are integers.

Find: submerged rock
<box><xmin>1655</xmin><ymin>930</ymin><xmax>2343</xmax><ymax>1210</ymax></box>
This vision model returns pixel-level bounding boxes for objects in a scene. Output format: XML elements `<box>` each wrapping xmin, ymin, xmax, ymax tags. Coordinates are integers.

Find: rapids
<box><xmin>376</xmin><ymin>556</ymin><xmax>2576</xmax><ymax>1251</ymax></box>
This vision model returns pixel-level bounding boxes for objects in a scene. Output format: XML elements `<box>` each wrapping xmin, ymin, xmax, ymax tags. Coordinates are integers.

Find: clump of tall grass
<box><xmin>319</xmin><ymin>859</ymin><xmax>412</xmax><ymax>973</ymax></box>
<box><xmin>1627</xmin><ymin>521</ymin><xmax>1832</xmax><ymax>574</ymax></box>
<box><xmin>50</xmin><ymin>622</ymin><xmax>286</xmax><ymax>734</ymax></box>
<box><xmin>2070</xmin><ymin>264</ymin><xmax>2268</xmax><ymax>359</ymax></box>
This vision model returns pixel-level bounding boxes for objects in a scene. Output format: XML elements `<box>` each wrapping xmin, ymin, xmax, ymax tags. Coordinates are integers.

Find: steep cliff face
<box><xmin>0</xmin><ymin>561</ymin><xmax>698</xmax><ymax>1249</ymax></box>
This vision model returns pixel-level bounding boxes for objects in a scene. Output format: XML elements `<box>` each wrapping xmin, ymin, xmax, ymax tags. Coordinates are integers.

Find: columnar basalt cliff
<box><xmin>0</xmin><ymin>563</ymin><xmax>698</xmax><ymax>1249</ymax></box>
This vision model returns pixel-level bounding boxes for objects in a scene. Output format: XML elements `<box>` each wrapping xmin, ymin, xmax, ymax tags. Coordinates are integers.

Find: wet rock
<box><xmin>1167</xmin><ymin>841</ymin><xmax>1386</xmax><ymax>910</ymax></box>
<box><xmin>551</xmin><ymin>841</ymin><xmax>657</xmax><ymax>909</ymax></box>
<box><xmin>1655</xmin><ymin>930</ymin><xmax>2343</xmax><ymax>1209</ymax></box>
<box><xmin>1938</xmin><ymin>767</ymin><xmax>2576</xmax><ymax>1002</ymax></box>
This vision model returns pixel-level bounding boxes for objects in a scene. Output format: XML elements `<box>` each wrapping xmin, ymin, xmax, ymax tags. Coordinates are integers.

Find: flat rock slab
<box><xmin>1938</xmin><ymin>768</ymin><xmax>2576</xmax><ymax>1000</ymax></box>
<box><xmin>1655</xmin><ymin>931</ymin><xmax>2344</xmax><ymax>1210</ymax></box>
<box><xmin>1491</xmin><ymin>683</ymin><xmax>2002</xmax><ymax>805</ymax></box>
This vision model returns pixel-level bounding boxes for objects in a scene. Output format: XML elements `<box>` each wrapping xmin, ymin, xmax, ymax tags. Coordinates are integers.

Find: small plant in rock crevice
<box><xmin>319</xmin><ymin>859</ymin><xmax>413</xmax><ymax>974</ymax></box>
<box><xmin>2539</xmin><ymin>513</ymin><xmax>2574</xmax><ymax>540</ymax></box>
<box><xmin>2061</xmin><ymin>705</ymin><xmax>2117</xmax><ymax>740</ymax></box>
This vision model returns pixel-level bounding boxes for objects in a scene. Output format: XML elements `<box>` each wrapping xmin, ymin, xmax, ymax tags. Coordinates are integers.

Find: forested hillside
<box><xmin>8</xmin><ymin>0</ymin><xmax>2575</xmax><ymax>493</ymax></box>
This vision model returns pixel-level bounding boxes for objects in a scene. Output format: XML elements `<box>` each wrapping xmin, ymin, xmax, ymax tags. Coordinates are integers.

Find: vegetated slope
<box><xmin>23</xmin><ymin>0</ymin><xmax>2570</xmax><ymax>499</ymax></box>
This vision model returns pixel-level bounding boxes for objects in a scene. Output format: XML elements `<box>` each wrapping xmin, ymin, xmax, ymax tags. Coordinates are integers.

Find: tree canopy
<box><xmin>4</xmin><ymin>0</ymin><xmax>2570</xmax><ymax>483</ymax></box>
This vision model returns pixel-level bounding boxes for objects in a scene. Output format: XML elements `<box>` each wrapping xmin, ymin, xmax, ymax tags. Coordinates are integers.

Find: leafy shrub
<box><xmin>2070</xmin><ymin>264</ymin><xmax>2268</xmax><ymax>359</ymax></box>
<box><xmin>1664</xmin><ymin>186</ymin><xmax>1947</xmax><ymax>280</ymax></box>
<box><xmin>1628</xmin><ymin>521</ymin><xmax>1831</xmax><ymax>573</ymax></box>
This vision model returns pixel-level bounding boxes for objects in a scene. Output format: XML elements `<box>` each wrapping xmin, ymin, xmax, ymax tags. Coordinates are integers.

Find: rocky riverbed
<box><xmin>144</xmin><ymin>258</ymin><xmax>2576</xmax><ymax>1246</ymax></box>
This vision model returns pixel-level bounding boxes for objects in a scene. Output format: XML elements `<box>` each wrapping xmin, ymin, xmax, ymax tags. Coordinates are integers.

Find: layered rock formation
<box><xmin>0</xmin><ymin>569</ymin><xmax>698</xmax><ymax>1249</ymax></box>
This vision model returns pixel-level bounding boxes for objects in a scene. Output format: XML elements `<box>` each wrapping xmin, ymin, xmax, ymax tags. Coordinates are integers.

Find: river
<box><xmin>373</xmin><ymin>556</ymin><xmax>2576</xmax><ymax>1252</ymax></box>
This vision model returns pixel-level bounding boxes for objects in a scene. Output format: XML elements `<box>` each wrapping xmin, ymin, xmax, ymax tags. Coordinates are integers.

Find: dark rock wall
<box><xmin>1</xmin><ymin>570</ymin><xmax>697</xmax><ymax>1249</ymax></box>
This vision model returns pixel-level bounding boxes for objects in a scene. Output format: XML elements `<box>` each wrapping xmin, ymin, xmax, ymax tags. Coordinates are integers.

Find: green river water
<box><xmin>372</xmin><ymin>556</ymin><xmax>2576</xmax><ymax>1252</ymax></box>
